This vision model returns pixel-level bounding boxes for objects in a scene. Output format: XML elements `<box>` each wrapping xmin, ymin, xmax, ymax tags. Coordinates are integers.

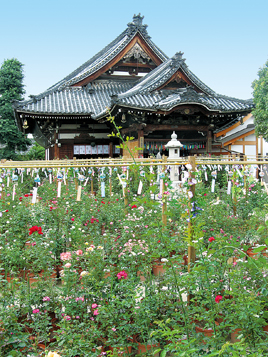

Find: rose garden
<box><xmin>0</xmin><ymin>158</ymin><xmax>268</xmax><ymax>356</ymax></box>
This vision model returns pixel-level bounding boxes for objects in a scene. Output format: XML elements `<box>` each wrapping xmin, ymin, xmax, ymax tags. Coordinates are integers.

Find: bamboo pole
<box><xmin>187</xmin><ymin>156</ymin><xmax>196</xmax><ymax>304</ymax></box>
<box><xmin>162</xmin><ymin>155</ymin><xmax>167</xmax><ymax>226</ymax></box>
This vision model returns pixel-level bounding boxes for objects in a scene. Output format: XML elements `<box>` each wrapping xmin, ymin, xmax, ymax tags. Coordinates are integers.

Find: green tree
<box><xmin>252</xmin><ymin>60</ymin><xmax>268</xmax><ymax>140</ymax></box>
<box><xmin>0</xmin><ymin>58</ymin><xmax>31</xmax><ymax>159</ymax></box>
<box><xmin>18</xmin><ymin>142</ymin><xmax>45</xmax><ymax>160</ymax></box>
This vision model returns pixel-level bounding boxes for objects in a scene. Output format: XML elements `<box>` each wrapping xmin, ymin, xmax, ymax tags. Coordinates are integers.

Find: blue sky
<box><xmin>1</xmin><ymin>0</ymin><xmax>267</xmax><ymax>100</ymax></box>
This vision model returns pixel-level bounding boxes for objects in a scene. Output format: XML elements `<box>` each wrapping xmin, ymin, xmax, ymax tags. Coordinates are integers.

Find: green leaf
<box><xmin>253</xmin><ymin>245</ymin><xmax>266</xmax><ymax>252</ymax></box>
<box><xmin>160</xmin><ymin>350</ymin><xmax>167</xmax><ymax>357</ymax></box>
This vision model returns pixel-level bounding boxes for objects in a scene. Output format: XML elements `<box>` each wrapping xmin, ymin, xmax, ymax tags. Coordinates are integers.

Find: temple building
<box><xmin>13</xmin><ymin>14</ymin><xmax>254</xmax><ymax>160</ymax></box>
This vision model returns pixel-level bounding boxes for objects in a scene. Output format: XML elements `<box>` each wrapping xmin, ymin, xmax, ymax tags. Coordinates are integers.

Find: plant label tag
<box><xmin>12</xmin><ymin>184</ymin><xmax>16</xmax><ymax>201</ymax></box>
<box><xmin>76</xmin><ymin>185</ymin><xmax>82</xmax><ymax>201</ymax></box>
<box><xmin>32</xmin><ymin>187</ymin><xmax>37</xmax><ymax>204</ymax></box>
<box><xmin>57</xmin><ymin>181</ymin><xmax>61</xmax><ymax>198</ymax></box>
<box><xmin>160</xmin><ymin>179</ymin><xmax>163</xmax><ymax>195</ymax></box>
<box><xmin>211</xmin><ymin>179</ymin><xmax>215</xmax><ymax>193</ymax></box>
<box><xmin>101</xmin><ymin>182</ymin><xmax>105</xmax><ymax>197</ymax></box>
<box><xmin>227</xmin><ymin>180</ymin><xmax>232</xmax><ymax>195</ymax></box>
<box><xmin>137</xmin><ymin>180</ymin><xmax>143</xmax><ymax>195</ymax></box>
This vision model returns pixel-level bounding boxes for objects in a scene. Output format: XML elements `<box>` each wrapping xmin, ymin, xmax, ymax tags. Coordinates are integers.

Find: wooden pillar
<box><xmin>207</xmin><ymin>130</ymin><xmax>212</xmax><ymax>153</ymax></box>
<box><xmin>109</xmin><ymin>142</ymin><xmax>113</xmax><ymax>158</ymax></box>
<box><xmin>53</xmin><ymin>132</ymin><xmax>59</xmax><ymax>159</ymax></box>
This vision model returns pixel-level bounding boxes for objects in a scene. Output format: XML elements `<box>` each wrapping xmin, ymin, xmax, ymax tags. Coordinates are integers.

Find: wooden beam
<box><xmin>143</xmin><ymin>124</ymin><xmax>209</xmax><ymax>133</ymax></box>
<box><xmin>232</xmin><ymin>140</ymin><xmax>256</xmax><ymax>146</ymax></box>
<box><xmin>223</xmin><ymin>129</ymin><xmax>255</xmax><ymax>146</ymax></box>
<box><xmin>215</xmin><ymin>113</ymin><xmax>252</xmax><ymax>138</ymax></box>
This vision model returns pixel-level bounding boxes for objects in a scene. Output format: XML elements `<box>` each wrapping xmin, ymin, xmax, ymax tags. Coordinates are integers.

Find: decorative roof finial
<box><xmin>132</xmin><ymin>13</ymin><xmax>144</xmax><ymax>26</ymax></box>
<box><xmin>127</xmin><ymin>14</ymin><xmax>149</xmax><ymax>37</ymax></box>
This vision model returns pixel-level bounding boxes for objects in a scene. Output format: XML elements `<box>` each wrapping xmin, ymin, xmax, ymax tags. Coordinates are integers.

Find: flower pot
<box><xmin>109</xmin><ymin>345</ymin><xmax>132</xmax><ymax>355</ymax></box>
<box><xmin>195</xmin><ymin>325</ymin><xmax>214</xmax><ymax>338</ymax></box>
<box><xmin>137</xmin><ymin>341</ymin><xmax>160</xmax><ymax>354</ymax></box>
<box><xmin>263</xmin><ymin>324</ymin><xmax>268</xmax><ymax>332</ymax></box>
<box><xmin>246</xmin><ymin>248</ymin><xmax>258</xmax><ymax>260</ymax></box>
<box><xmin>152</xmin><ymin>264</ymin><xmax>166</xmax><ymax>276</ymax></box>
<box><xmin>231</xmin><ymin>328</ymin><xmax>241</xmax><ymax>343</ymax></box>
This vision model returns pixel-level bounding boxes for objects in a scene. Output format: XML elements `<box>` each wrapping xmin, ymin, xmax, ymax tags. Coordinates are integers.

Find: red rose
<box><xmin>215</xmin><ymin>295</ymin><xmax>223</xmax><ymax>303</ymax></box>
<box><xmin>131</xmin><ymin>205</ymin><xmax>138</xmax><ymax>209</ymax></box>
<box><xmin>208</xmin><ymin>237</ymin><xmax>215</xmax><ymax>242</ymax></box>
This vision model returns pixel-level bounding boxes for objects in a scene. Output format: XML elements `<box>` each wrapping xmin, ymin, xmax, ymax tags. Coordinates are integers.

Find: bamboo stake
<box><xmin>162</xmin><ymin>155</ymin><xmax>167</xmax><ymax>226</ymax></box>
<box><xmin>187</xmin><ymin>155</ymin><xmax>196</xmax><ymax>304</ymax></box>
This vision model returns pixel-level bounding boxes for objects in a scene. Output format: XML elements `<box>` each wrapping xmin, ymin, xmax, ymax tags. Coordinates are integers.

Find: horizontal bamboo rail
<box><xmin>0</xmin><ymin>156</ymin><xmax>267</xmax><ymax>169</ymax></box>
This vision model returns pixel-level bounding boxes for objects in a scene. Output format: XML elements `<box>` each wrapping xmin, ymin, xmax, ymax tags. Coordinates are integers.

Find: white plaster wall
<box><xmin>245</xmin><ymin>146</ymin><xmax>256</xmax><ymax>156</ymax></box>
<box><xmin>246</xmin><ymin>134</ymin><xmax>256</xmax><ymax>141</ymax></box>
<box><xmin>263</xmin><ymin>140</ymin><xmax>268</xmax><ymax>156</ymax></box>
<box><xmin>231</xmin><ymin>145</ymin><xmax>243</xmax><ymax>153</ymax></box>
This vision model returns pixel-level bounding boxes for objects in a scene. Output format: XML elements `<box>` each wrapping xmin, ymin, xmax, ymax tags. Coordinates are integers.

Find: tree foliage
<box><xmin>0</xmin><ymin>58</ymin><xmax>31</xmax><ymax>159</ymax></box>
<box><xmin>18</xmin><ymin>142</ymin><xmax>45</xmax><ymax>161</ymax></box>
<box><xmin>252</xmin><ymin>60</ymin><xmax>268</xmax><ymax>141</ymax></box>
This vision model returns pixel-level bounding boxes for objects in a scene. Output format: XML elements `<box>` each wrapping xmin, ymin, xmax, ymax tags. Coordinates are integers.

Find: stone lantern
<box><xmin>165</xmin><ymin>131</ymin><xmax>183</xmax><ymax>182</ymax></box>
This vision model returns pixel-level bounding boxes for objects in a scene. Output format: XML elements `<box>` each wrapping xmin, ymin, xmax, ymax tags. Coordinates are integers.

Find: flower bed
<box><xmin>0</xmin><ymin>162</ymin><xmax>268</xmax><ymax>356</ymax></box>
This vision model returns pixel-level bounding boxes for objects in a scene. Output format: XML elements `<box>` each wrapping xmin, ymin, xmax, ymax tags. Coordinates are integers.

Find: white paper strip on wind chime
<box><xmin>44</xmin><ymin>170</ymin><xmax>47</xmax><ymax>178</ymax></box>
<box><xmin>205</xmin><ymin>171</ymin><xmax>208</xmax><ymax>181</ymax></box>
<box><xmin>7</xmin><ymin>176</ymin><xmax>9</xmax><ymax>187</ymax></box>
<box><xmin>57</xmin><ymin>181</ymin><xmax>62</xmax><ymax>198</ymax></box>
<box><xmin>137</xmin><ymin>180</ymin><xmax>143</xmax><ymax>195</ymax></box>
<box><xmin>21</xmin><ymin>172</ymin><xmax>24</xmax><ymax>183</ymax></box>
<box><xmin>117</xmin><ymin>174</ymin><xmax>123</xmax><ymax>185</ymax></box>
<box><xmin>236</xmin><ymin>168</ymin><xmax>242</xmax><ymax>177</ymax></box>
<box><xmin>227</xmin><ymin>181</ymin><xmax>232</xmax><ymax>195</ymax></box>
<box><xmin>126</xmin><ymin>168</ymin><xmax>129</xmax><ymax>180</ymax></box>
<box><xmin>101</xmin><ymin>182</ymin><xmax>105</xmax><ymax>197</ymax></box>
<box><xmin>76</xmin><ymin>185</ymin><xmax>82</xmax><ymax>201</ymax></box>
<box><xmin>32</xmin><ymin>187</ymin><xmax>38</xmax><ymax>204</ymax></box>
<box><xmin>84</xmin><ymin>177</ymin><xmax>89</xmax><ymax>186</ymax></box>
<box><xmin>211</xmin><ymin>179</ymin><xmax>215</xmax><ymax>193</ymax></box>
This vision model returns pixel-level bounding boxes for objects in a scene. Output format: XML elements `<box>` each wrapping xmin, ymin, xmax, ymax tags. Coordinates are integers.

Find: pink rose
<box><xmin>93</xmin><ymin>309</ymin><xmax>99</xmax><ymax>316</ymax></box>
<box><xmin>91</xmin><ymin>303</ymin><xmax>98</xmax><ymax>309</ymax></box>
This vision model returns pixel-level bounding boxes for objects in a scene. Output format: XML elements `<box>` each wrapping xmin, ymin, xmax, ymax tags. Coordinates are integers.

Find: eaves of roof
<box><xmin>220</xmin><ymin>124</ymin><xmax>255</xmax><ymax>144</ymax></box>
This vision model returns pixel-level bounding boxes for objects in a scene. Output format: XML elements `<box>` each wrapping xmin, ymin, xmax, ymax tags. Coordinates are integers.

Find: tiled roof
<box><xmin>15</xmin><ymin>15</ymin><xmax>254</xmax><ymax>119</ymax></box>
<box><xmin>32</xmin><ymin>14</ymin><xmax>168</xmax><ymax>96</ymax></box>
<box><xmin>19</xmin><ymin>81</ymin><xmax>132</xmax><ymax>118</ymax></box>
